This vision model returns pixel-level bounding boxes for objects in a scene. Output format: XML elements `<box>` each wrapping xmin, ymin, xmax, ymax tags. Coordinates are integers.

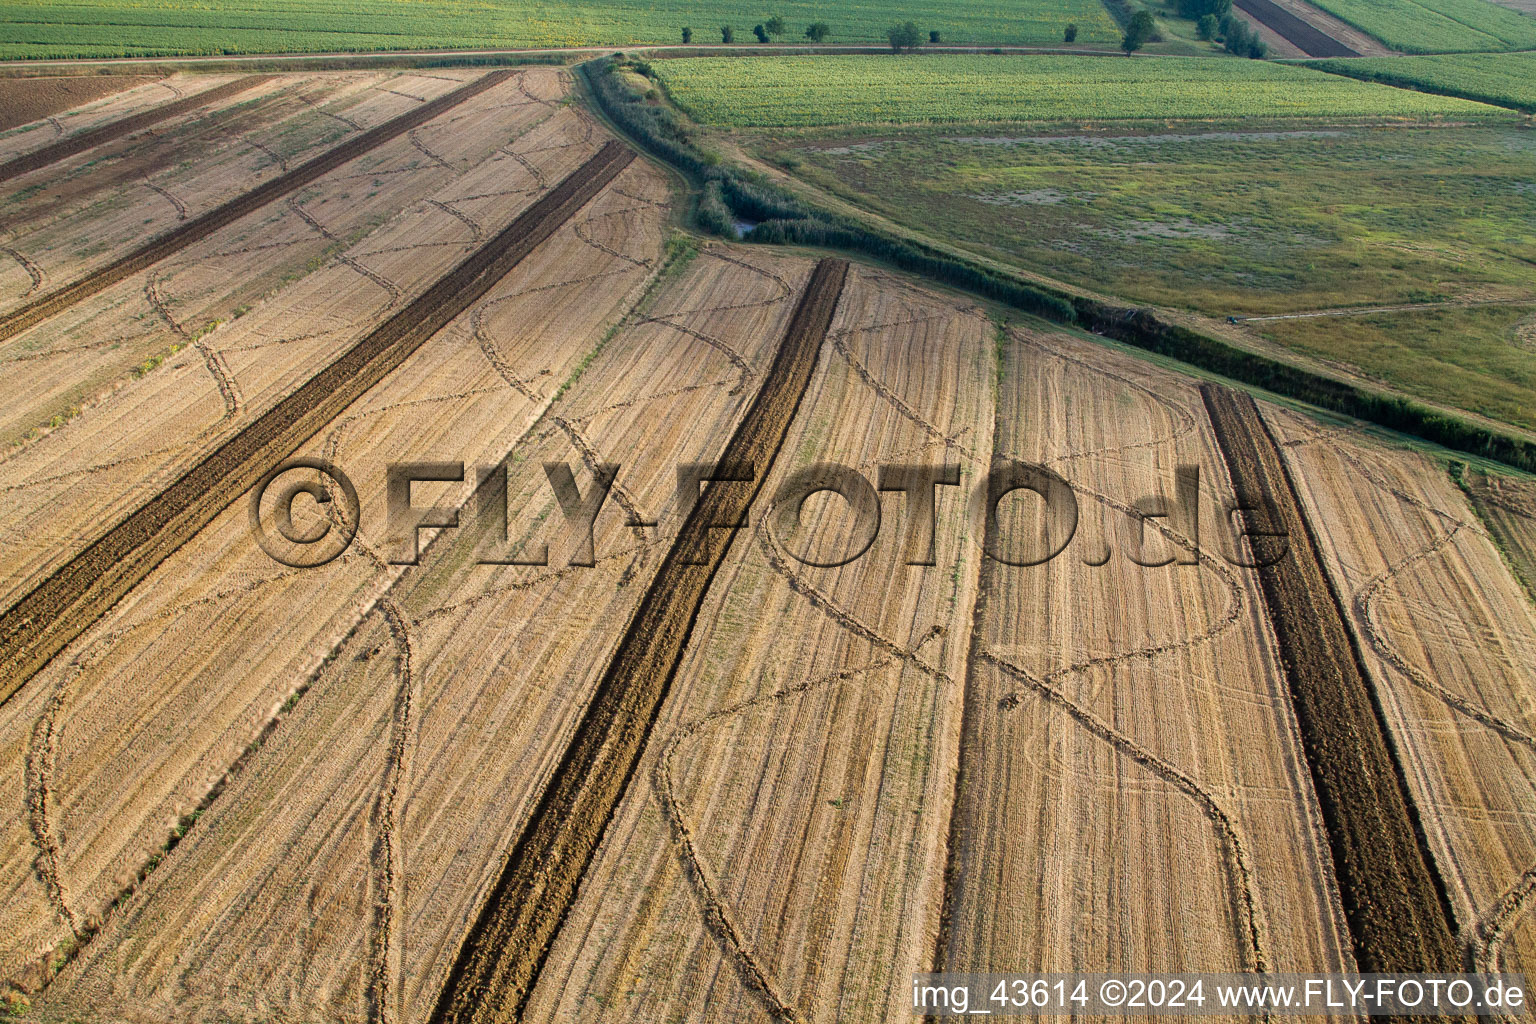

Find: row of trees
<box><xmin>682</xmin><ymin>18</ymin><xmax>1087</xmax><ymax>49</ymax></box>
<box><xmin>683</xmin><ymin>18</ymin><xmax>830</xmax><ymax>44</ymax></box>
<box><xmin>1121</xmin><ymin>0</ymin><xmax>1265</xmax><ymax>56</ymax></box>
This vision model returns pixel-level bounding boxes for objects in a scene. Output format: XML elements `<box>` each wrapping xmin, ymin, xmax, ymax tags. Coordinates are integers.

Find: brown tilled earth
<box><xmin>0</xmin><ymin>75</ymin><xmax>156</xmax><ymax>132</ymax></box>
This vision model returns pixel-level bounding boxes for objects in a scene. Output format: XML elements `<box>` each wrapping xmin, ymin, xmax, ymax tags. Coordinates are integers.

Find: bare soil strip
<box><xmin>429</xmin><ymin>258</ymin><xmax>848</xmax><ymax>1024</ymax></box>
<box><xmin>1235</xmin><ymin>0</ymin><xmax>1360</xmax><ymax>55</ymax></box>
<box><xmin>0</xmin><ymin>75</ymin><xmax>160</xmax><ymax>133</ymax></box>
<box><xmin>0</xmin><ymin>69</ymin><xmax>514</xmax><ymax>344</ymax></box>
<box><xmin>1201</xmin><ymin>384</ymin><xmax>1457</xmax><ymax>973</ymax></box>
<box><xmin>0</xmin><ymin>76</ymin><xmax>270</xmax><ymax>183</ymax></box>
<box><xmin>0</xmin><ymin>139</ymin><xmax>635</xmax><ymax>703</ymax></box>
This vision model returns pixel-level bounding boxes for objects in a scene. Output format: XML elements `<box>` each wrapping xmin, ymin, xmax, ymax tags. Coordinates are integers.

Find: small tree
<box><xmin>1195</xmin><ymin>13</ymin><xmax>1217</xmax><ymax>38</ymax></box>
<box><xmin>721</xmin><ymin>24</ymin><xmax>734</xmax><ymax>42</ymax></box>
<box><xmin>753</xmin><ymin>23</ymin><xmax>769</xmax><ymax>42</ymax></box>
<box><xmin>766</xmin><ymin>15</ymin><xmax>786</xmax><ymax>37</ymax></box>
<box><xmin>805</xmin><ymin>21</ymin><xmax>831</xmax><ymax>41</ymax></box>
<box><xmin>1222</xmin><ymin>17</ymin><xmax>1251</xmax><ymax>53</ymax></box>
<box><xmin>888</xmin><ymin>21</ymin><xmax>923</xmax><ymax>51</ymax></box>
<box><xmin>1246</xmin><ymin>35</ymin><xmax>1269</xmax><ymax>57</ymax></box>
<box><xmin>1121</xmin><ymin>10</ymin><xmax>1155</xmax><ymax>53</ymax></box>
<box><xmin>929</xmin><ymin>29</ymin><xmax>941</xmax><ymax>42</ymax></box>
<box><xmin>682</xmin><ymin>26</ymin><xmax>692</xmax><ymax>42</ymax></box>
<box><xmin>1064</xmin><ymin>22</ymin><xmax>1078</xmax><ymax>41</ymax></box>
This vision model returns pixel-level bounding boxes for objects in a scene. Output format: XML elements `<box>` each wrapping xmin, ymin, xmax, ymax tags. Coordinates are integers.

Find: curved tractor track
<box><xmin>1284</xmin><ymin>426</ymin><xmax>1536</xmax><ymax>976</ymax></box>
<box><xmin>0</xmin><ymin>77</ymin><xmax>271</xmax><ymax>184</ymax></box>
<box><xmin>0</xmin><ymin>69</ymin><xmax>519</xmax><ymax>347</ymax></box>
<box><xmin>429</xmin><ymin>258</ymin><xmax>848</xmax><ymax>1024</ymax></box>
<box><xmin>930</xmin><ymin>335</ymin><xmax>1267</xmax><ymax>985</ymax></box>
<box><xmin>1202</xmin><ymin>385</ymin><xmax>1460</xmax><ymax>975</ymax></box>
<box><xmin>0</xmin><ymin>139</ymin><xmax>636</xmax><ymax>705</ymax></box>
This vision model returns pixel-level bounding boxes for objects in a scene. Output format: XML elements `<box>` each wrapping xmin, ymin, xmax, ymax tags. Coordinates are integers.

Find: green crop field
<box><xmin>747</xmin><ymin>122</ymin><xmax>1536</xmax><ymax>428</ymax></box>
<box><xmin>0</xmin><ymin>0</ymin><xmax>1120</xmax><ymax>59</ymax></box>
<box><xmin>651</xmin><ymin>54</ymin><xmax>1503</xmax><ymax>126</ymax></box>
<box><xmin>1302</xmin><ymin>0</ymin><xmax>1536</xmax><ymax>53</ymax></box>
<box><xmin>1306</xmin><ymin>53</ymin><xmax>1536</xmax><ymax>112</ymax></box>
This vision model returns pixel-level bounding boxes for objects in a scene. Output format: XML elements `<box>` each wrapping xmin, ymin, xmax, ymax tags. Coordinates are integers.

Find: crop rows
<box><xmin>1302</xmin><ymin>0</ymin><xmax>1536</xmax><ymax>52</ymax></box>
<box><xmin>0</xmin><ymin>0</ymin><xmax>1119</xmax><ymax>59</ymax></box>
<box><xmin>652</xmin><ymin>54</ymin><xmax>1502</xmax><ymax>126</ymax></box>
<box><xmin>1306</xmin><ymin>52</ymin><xmax>1536</xmax><ymax>112</ymax></box>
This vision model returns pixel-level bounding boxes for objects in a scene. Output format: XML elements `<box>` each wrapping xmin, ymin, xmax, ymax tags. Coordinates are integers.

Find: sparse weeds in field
<box><xmin>0</xmin><ymin>988</ymin><xmax>28</xmax><ymax>1020</ymax></box>
<box><xmin>132</xmin><ymin>340</ymin><xmax>187</xmax><ymax>379</ymax></box>
<box><xmin>555</xmin><ymin>230</ymin><xmax>696</xmax><ymax>405</ymax></box>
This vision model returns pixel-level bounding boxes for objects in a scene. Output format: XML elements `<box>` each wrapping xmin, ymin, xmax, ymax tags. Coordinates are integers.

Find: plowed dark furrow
<box><xmin>0</xmin><ymin>76</ymin><xmax>272</xmax><ymax>184</ymax></box>
<box><xmin>429</xmin><ymin>258</ymin><xmax>849</xmax><ymax>1024</ymax></box>
<box><xmin>1236</xmin><ymin>0</ymin><xmax>1360</xmax><ymax>56</ymax></box>
<box><xmin>0</xmin><ymin>140</ymin><xmax>636</xmax><ymax>703</ymax></box>
<box><xmin>1201</xmin><ymin>384</ymin><xmax>1457</xmax><ymax>974</ymax></box>
<box><xmin>0</xmin><ymin>69</ymin><xmax>516</xmax><ymax>345</ymax></box>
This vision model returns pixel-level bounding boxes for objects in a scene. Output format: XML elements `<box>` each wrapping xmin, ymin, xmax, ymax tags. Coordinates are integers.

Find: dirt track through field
<box><xmin>429</xmin><ymin>258</ymin><xmax>848</xmax><ymax>1024</ymax></box>
<box><xmin>0</xmin><ymin>69</ymin><xmax>515</xmax><ymax>345</ymax></box>
<box><xmin>1235</xmin><ymin>0</ymin><xmax>1360</xmax><ymax>56</ymax></box>
<box><xmin>0</xmin><ymin>76</ymin><xmax>270</xmax><ymax>183</ymax></box>
<box><xmin>0</xmin><ymin>139</ymin><xmax>635</xmax><ymax>704</ymax></box>
<box><xmin>1201</xmin><ymin>384</ymin><xmax>1457</xmax><ymax>973</ymax></box>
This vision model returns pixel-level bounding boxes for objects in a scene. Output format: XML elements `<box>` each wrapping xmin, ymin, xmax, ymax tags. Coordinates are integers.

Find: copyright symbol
<box><xmin>1100</xmin><ymin>980</ymin><xmax>1126</xmax><ymax>1008</ymax></box>
<box><xmin>249</xmin><ymin>457</ymin><xmax>359</xmax><ymax>568</ymax></box>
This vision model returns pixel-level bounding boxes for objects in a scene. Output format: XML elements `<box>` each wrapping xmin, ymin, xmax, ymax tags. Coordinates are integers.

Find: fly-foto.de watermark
<box><xmin>249</xmin><ymin>458</ymin><xmax>1291</xmax><ymax>570</ymax></box>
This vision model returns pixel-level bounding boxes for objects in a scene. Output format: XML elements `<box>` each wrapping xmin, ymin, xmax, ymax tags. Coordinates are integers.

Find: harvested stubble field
<box><xmin>1268</xmin><ymin>411</ymin><xmax>1536</xmax><ymax>979</ymax></box>
<box><xmin>940</xmin><ymin>329</ymin><xmax>1355</xmax><ymax>986</ymax></box>
<box><xmin>4</xmin><ymin>56</ymin><xmax>1536</xmax><ymax>1024</ymax></box>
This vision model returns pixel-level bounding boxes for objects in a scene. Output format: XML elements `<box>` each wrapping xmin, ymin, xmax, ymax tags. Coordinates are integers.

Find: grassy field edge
<box><xmin>580</xmin><ymin>55</ymin><xmax>1536</xmax><ymax>474</ymax></box>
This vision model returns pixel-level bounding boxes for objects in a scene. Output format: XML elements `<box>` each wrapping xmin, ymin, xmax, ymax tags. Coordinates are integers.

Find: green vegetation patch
<box><xmin>1302</xmin><ymin>0</ymin><xmax>1536</xmax><ymax>53</ymax></box>
<box><xmin>653</xmin><ymin>54</ymin><xmax>1503</xmax><ymax>126</ymax></box>
<box><xmin>1305</xmin><ymin>53</ymin><xmax>1536</xmax><ymax>113</ymax></box>
<box><xmin>760</xmin><ymin>123</ymin><xmax>1536</xmax><ymax>430</ymax></box>
<box><xmin>0</xmin><ymin>0</ymin><xmax>1119</xmax><ymax>59</ymax></box>
<box><xmin>1257</xmin><ymin>304</ymin><xmax>1536</xmax><ymax>430</ymax></box>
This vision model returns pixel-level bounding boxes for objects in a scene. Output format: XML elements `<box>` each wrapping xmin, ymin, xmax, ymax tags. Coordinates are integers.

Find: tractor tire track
<box><xmin>409</xmin><ymin>129</ymin><xmax>455</xmax><ymax>172</ymax></box>
<box><xmin>653</xmin><ymin>657</ymin><xmax>894</xmax><ymax>1022</ymax></box>
<box><xmin>1</xmin><ymin>245</ymin><xmax>42</xmax><ymax>296</ymax></box>
<box><xmin>0</xmin><ymin>69</ymin><xmax>518</xmax><ymax>346</ymax></box>
<box><xmin>1282</xmin><ymin>430</ymin><xmax>1536</xmax><ymax>976</ymax></box>
<box><xmin>26</xmin><ymin>649</ymin><xmax>87</xmax><ymax>942</ymax></box>
<box><xmin>928</xmin><ymin>334</ymin><xmax>1263</xmax><ymax>983</ymax></box>
<box><xmin>0</xmin><ymin>77</ymin><xmax>270</xmax><ymax>184</ymax></box>
<box><xmin>145</xmin><ymin>271</ymin><xmax>241</xmax><ymax>419</ymax></box>
<box><xmin>427</xmin><ymin>199</ymin><xmax>483</xmax><ymax>243</ymax></box>
<box><xmin>984</xmin><ymin>645</ymin><xmax>1269</xmax><ymax>972</ymax></box>
<box><xmin>142</xmin><ymin>179</ymin><xmax>187</xmax><ymax>220</ymax></box>
<box><xmin>368</xmin><ymin>597</ymin><xmax>418</xmax><ymax>1024</ymax></box>
<box><xmin>244</xmin><ymin>136</ymin><xmax>288</xmax><ymax>172</ymax></box>
<box><xmin>299</xmin><ymin>93</ymin><xmax>364</xmax><ymax>132</ymax></box>
<box><xmin>428</xmin><ymin>258</ymin><xmax>847</xmax><ymax>1024</ymax></box>
<box><xmin>0</xmin><ymin>139</ymin><xmax>636</xmax><ymax>704</ymax></box>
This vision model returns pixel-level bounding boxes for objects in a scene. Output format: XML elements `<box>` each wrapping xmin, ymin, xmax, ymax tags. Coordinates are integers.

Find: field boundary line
<box><xmin>0</xmin><ymin>76</ymin><xmax>270</xmax><ymax>183</ymax></box>
<box><xmin>428</xmin><ymin>258</ymin><xmax>848</xmax><ymax>1024</ymax></box>
<box><xmin>0</xmin><ymin>68</ymin><xmax>519</xmax><ymax>347</ymax></box>
<box><xmin>0</xmin><ymin>139</ymin><xmax>636</xmax><ymax>704</ymax></box>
